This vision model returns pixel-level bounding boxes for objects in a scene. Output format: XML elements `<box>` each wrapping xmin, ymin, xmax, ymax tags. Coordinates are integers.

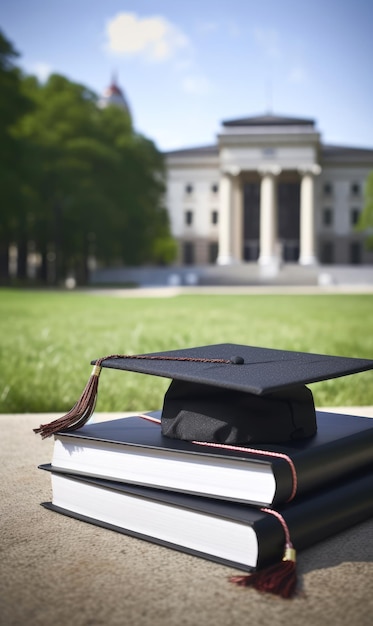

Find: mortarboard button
<box><xmin>230</xmin><ymin>356</ymin><xmax>244</xmax><ymax>364</ymax></box>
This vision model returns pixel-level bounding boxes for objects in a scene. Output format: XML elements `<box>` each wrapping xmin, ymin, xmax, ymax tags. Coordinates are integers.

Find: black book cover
<box><xmin>53</xmin><ymin>410</ymin><xmax>373</xmax><ymax>506</ymax></box>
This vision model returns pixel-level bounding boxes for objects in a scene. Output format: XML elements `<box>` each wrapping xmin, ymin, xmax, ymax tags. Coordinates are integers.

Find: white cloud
<box><xmin>253</xmin><ymin>27</ymin><xmax>281</xmax><ymax>59</ymax></box>
<box><xmin>104</xmin><ymin>12</ymin><xmax>213</xmax><ymax>99</ymax></box>
<box><xmin>105</xmin><ymin>12</ymin><xmax>190</xmax><ymax>62</ymax></box>
<box><xmin>29</xmin><ymin>62</ymin><xmax>52</xmax><ymax>82</ymax></box>
<box><xmin>181</xmin><ymin>74</ymin><xmax>212</xmax><ymax>95</ymax></box>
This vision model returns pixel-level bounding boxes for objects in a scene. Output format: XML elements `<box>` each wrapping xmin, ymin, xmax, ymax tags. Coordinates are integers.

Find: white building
<box><xmin>165</xmin><ymin>114</ymin><xmax>373</xmax><ymax>267</ymax></box>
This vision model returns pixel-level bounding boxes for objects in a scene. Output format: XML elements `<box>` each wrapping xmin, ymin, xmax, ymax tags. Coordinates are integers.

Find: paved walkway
<box><xmin>85</xmin><ymin>284</ymin><xmax>373</xmax><ymax>297</ymax></box>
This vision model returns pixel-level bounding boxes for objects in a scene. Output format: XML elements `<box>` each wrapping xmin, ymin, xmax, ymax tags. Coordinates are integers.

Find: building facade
<box><xmin>165</xmin><ymin>115</ymin><xmax>373</xmax><ymax>267</ymax></box>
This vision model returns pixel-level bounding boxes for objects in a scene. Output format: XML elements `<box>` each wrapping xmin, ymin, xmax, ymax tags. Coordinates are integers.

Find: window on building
<box><xmin>350</xmin><ymin>242</ymin><xmax>362</xmax><ymax>265</ymax></box>
<box><xmin>262</xmin><ymin>147</ymin><xmax>275</xmax><ymax>157</ymax></box>
<box><xmin>322</xmin><ymin>207</ymin><xmax>333</xmax><ymax>226</ymax></box>
<box><xmin>320</xmin><ymin>241</ymin><xmax>334</xmax><ymax>264</ymax></box>
<box><xmin>211</xmin><ymin>210</ymin><xmax>218</xmax><ymax>225</ymax></box>
<box><xmin>183</xmin><ymin>242</ymin><xmax>195</xmax><ymax>265</ymax></box>
<box><xmin>185</xmin><ymin>210</ymin><xmax>193</xmax><ymax>226</ymax></box>
<box><xmin>211</xmin><ymin>183</ymin><xmax>219</xmax><ymax>193</ymax></box>
<box><xmin>351</xmin><ymin>208</ymin><xmax>360</xmax><ymax>226</ymax></box>
<box><xmin>351</xmin><ymin>182</ymin><xmax>360</xmax><ymax>197</ymax></box>
<box><xmin>323</xmin><ymin>182</ymin><xmax>333</xmax><ymax>196</ymax></box>
<box><xmin>185</xmin><ymin>184</ymin><xmax>193</xmax><ymax>194</ymax></box>
<box><xmin>209</xmin><ymin>242</ymin><xmax>218</xmax><ymax>264</ymax></box>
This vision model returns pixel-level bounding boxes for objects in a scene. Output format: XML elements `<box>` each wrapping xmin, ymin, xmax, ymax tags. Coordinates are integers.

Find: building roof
<box><xmin>98</xmin><ymin>76</ymin><xmax>131</xmax><ymax>115</ymax></box>
<box><xmin>164</xmin><ymin>122</ymin><xmax>373</xmax><ymax>166</ymax></box>
<box><xmin>222</xmin><ymin>114</ymin><xmax>316</xmax><ymax>127</ymax></box>
<box><xmin>104</xmin><ymin>83</ymin><xmax>123</xmax><ymax>97</ymax></box>
<box><xmin>165</xmin><ymin>144</ymin><xmax>219</xmax><ymax>157</ymax></box>
<box><xmin>322</xmin><ymin>144</ymin><xmax>373</xmax><ymax>164</ymax></box>
<box><xmin>165</xmin><ymin>142</ymin><xmax>373</xmax><ymax>164</ymax></box>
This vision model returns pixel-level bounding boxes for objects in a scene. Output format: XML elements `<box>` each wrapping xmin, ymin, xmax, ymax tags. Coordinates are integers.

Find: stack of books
<box><xmin>40</xmin><ymin>409</ymin><xmax>373</xmax><ymax>574</ymax></box>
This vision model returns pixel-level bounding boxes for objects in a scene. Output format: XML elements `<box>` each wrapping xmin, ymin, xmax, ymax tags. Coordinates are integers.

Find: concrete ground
<box><xmin>1</xmin><ymin>410</ymin><xmax>372</xmax><ymax>626</ymax></box>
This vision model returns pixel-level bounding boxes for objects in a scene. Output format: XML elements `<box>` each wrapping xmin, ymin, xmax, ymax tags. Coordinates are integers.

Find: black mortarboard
<box><xmin>34</xmin><ymin>343</ymin><xmax>373</xmax><ymax>443</ymax></box>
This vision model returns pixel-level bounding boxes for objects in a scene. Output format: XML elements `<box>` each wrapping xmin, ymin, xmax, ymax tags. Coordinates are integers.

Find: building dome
<box><xmin>98</xmin><ymin>76</ymin><xmax>131</xmax><ymax>116</ymax></box>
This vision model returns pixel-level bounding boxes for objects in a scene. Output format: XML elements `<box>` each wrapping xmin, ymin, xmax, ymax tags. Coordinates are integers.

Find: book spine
<box><xmin>269</xmin><ymin>458</ymin><xmax>296</xmax><ymax>506</ymax></box>
<box><xmin>293</xmin><ymin>429</ymin><xmax>373</xmax><ymax>495</ymax></box>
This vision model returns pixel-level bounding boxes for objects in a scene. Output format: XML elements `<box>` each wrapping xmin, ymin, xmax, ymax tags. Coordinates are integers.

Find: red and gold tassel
<box><xmin>33</xmin><ymin>364</ymin><xmax>102</xmax><ymax>438</ymax></box>
<box><xmin>230</xmin><ymin>508</ymin><xmax>297</xmax><ymax>598</ymax></box>
<box><xmin>229</xmin><ymin>543</ymin><xmax>297</xmax><ymax>599</ymax></box>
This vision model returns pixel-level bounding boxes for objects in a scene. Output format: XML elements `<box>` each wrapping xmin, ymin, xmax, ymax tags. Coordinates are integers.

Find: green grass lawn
<box><xmin>1</xmin><ymin>288</ymin><xmax>372</xmax><ymax>413</ymax></box>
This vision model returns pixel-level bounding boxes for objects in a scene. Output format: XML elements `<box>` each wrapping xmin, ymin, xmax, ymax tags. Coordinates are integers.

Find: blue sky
<box><xmin>1</xmin><ymin>0</ymin><xmax>372</xmax><ymax>151</ymax></box>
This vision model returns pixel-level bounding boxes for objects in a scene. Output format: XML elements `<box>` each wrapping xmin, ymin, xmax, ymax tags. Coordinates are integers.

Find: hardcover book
<box><xmin>50</xmin><ymin>410</ymin><xmax>373</xmax><ymax>507</ymax></box>
<box><xmin>40</xmin><ymin>465</ymin><xmax>373</xmax><ymax>572</ymax></box>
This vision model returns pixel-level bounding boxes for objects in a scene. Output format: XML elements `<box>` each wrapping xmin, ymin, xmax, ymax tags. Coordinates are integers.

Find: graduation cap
<box><xmin>34</xmin><ymin>343</ymin><xmax>373</xmax><ymax>443</ymax></box>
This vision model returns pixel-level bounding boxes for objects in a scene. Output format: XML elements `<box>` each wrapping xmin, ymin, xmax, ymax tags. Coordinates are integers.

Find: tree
<box><xmin>94</xmin><ymin>105</ymin><xmax>174</xmax><ymax>266</ymax></box>
<box><xmin>357</xmin><ymin>171</ymin><xmax>373</xmax><ymax>250</ymax></box>
<box><xmin>17</xmin><ymin>72</ymin><xmax>175</xmax><ymax>284</ymax></box>
<box><xmin>0</xmin><ymin>31</ymin><xmax>33</xmax><ymax>282</ymax></box>
<box><xmin>18</xmin><ymin>73</ymin><xmax>105</xmax><ymax>284</ymax></box>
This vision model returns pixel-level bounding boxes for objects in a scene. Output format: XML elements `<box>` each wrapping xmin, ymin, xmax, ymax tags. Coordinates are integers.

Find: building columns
<box><xmin>299</xmin><ymin>165</ymin><xmax>321</xmax><ymax>265</ymax></box>
<box><xmin>216</xmin><ymin>164</ymin><xmax>321</xmax><ymax>266</ymax></box>
<box><xmin>258</xmin><ymin>167</ymin><xmax>281</xmax><ymax>266</ymax></box>
<box><xmin>217</xmin><ymin>170</ymin><xmax>241</xmax><ymax>265</ymax></box>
